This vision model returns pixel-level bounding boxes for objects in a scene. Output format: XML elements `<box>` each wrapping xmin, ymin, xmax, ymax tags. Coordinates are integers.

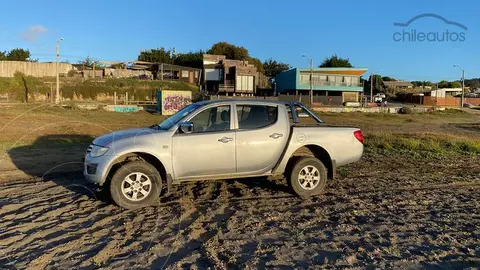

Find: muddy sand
<box><xmin>0</xmin><ymin>148</ymin><xmax>479</xmax><ymax>269</ymax></box>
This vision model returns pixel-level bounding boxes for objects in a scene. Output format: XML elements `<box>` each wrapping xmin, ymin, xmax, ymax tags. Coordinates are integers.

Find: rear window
<box><xmin>237</xmin><ymin>105</ymin><xmax>278</xmax><ymax>129</ymax></box>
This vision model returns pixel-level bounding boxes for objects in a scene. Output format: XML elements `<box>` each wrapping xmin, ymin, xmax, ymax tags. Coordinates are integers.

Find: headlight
<box><xmin>90</xmin><ymin>145</ymin><xmax>109</xmax><ymax>157</ymax></box>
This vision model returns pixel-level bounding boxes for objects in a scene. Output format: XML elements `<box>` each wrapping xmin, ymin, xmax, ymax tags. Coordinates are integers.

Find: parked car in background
<box><xmin>83</xmin><ymin>100</ymin><xmax>364</xmax><ymax>209</ymax></box>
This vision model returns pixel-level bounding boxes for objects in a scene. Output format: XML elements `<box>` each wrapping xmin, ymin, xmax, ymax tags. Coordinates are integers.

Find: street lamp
<box><xmin>453</xmin><ymin>65</ymin><xmax>465</xmax><ymax>108</ymax></box>
<box><xmin>55</xmin><ymin>37</ymin><xmax>64</xmax><ymax>104</ymax></box>
<box><xmin>302</xmin><ymin>54</ymin><xmax>313</xmax><ymax>106</ymax></box>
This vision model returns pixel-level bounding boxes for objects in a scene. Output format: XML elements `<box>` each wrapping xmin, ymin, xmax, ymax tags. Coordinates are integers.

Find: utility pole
<box><xmin>309</xmin><ymin>58</ymin><xmax>313</xmax><ymax>106</ymax></box>
<box><xmin>302</xmin><ymin>54</ymin><xmax>314</xmax><ymax>106</ymax></box>
<box><xmin>55</xmin><ymin>38</ymin><xmax>64</xmax><ymax>104</ymax></box>
<box><xmin>453</xmin><ymin>65</ymin><xmax>465</xmax><ymax>108</ymax></box>
<box><xmin>370</xmin><ymin>72</ymin><xmax>374</xmax><ymax>103</ymax></box>
<box><xmin>461</xmin><ymin>69</ymin><xmax>465</xmax><ymax>107</ymax></box>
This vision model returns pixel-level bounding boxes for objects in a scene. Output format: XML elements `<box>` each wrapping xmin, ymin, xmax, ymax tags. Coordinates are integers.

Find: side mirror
<box><xmin>179</xmin><ymin>121</ymin><xmax>194</xmax><ymax>134</ymax></box>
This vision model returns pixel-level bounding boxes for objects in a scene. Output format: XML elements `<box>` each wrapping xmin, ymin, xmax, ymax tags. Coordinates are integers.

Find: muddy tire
<box><xmin>289</xmin><ymin>157</ymin><xmax>328</xmax><ymax>198</ymax></box>
<box><xmin>109</xmin><ymin>161</ymin><xmax>162</xmax><ymax>209</ymax></box>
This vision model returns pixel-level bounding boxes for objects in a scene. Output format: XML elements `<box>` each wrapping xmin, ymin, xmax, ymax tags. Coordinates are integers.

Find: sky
<box><xmin>0</xmin><ymin>0</ymin><xmax>479</xmax><ymax>82</ymax></box>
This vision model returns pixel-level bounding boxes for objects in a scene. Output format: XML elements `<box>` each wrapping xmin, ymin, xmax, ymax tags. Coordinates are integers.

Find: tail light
<box><xmin>354</xmin><ymin>130</ymin><xmax>364</xmax><ymax>144</ymax></box>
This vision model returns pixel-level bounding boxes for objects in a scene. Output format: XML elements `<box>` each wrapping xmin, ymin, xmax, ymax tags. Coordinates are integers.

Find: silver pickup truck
<box><xmin>84</xmin><ymin>99</ymin><xmax>364</xmax><ymax>209</ymax></box>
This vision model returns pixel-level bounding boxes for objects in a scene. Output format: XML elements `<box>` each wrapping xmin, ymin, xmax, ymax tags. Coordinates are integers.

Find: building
<box><xmin>426</xmin><ymin>88</ymin><xmax>463</xmax><ymax>98</ymax></box>
<box><xmin>274</xmin><ymin>67</ymin><xmax>367</xmax><ymax>105</ymax></box>
<box><xmin>202</xmin><ymin>54</ymin><xmax>259</xmax><ymax>95</ymax></box>
<box><xmin>130</xmin><ymin>61</ymin><xmax>202</xmax><ymax>84</ymax></box>
<box><xmin>382</xmin><ymin>81</ymin><xmax>413</xmax><ymax>93</ymax></box>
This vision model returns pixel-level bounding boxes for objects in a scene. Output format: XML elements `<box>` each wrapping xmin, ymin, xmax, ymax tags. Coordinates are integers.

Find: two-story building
<box><xmin>202</xmin><ymin>54</ymin><xmax>259</xmax><ymax>96</ymax></box>
<box><xmin>275</xmin><ymin>67</ymin><xmax>368</xmax><ymax>105</ymax></box>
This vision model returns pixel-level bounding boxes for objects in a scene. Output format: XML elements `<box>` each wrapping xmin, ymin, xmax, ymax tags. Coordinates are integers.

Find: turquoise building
<box><xmin>275</xmin><ymin>67</ymin><xmax>368</xmax><ymax>105</ymax></box>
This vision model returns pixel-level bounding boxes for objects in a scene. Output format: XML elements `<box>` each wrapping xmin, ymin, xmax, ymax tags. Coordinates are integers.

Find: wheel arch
<box><xmin>105</xmin><ymin>152</ymin><xmax>169</xmax><ymax>192</ymax></box>
<box><xmin>285</xmin><ymin>145</ymin><xmax>334</xmax><ymax>180</ymax></box>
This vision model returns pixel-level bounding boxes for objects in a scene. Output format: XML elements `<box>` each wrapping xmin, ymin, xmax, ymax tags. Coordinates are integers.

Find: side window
<box><xmin>237</xmin><ymin>105</ymin><xmax>277</xmax><ymax>130</ymax></box>
<box><xmin>190</xmin><ymin>105</ymin><xmax>231</xmax><ymax>133</ymax></box>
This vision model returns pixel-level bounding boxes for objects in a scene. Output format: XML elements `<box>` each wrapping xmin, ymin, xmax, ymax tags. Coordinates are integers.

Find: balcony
<box><xmin>300</xmin><ymin>80</ymin><xmax>363</xmax><ymax>87</ymax></box>
<box><xmin>218</xmin><ymin>84</ymin><xmax>235</xmax><ymax>92</ymax></box>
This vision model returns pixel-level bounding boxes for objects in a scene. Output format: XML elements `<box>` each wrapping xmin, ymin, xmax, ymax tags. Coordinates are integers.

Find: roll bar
<box><xmin>284</xmin><ymin>101</ymin><xmax>323</xmax><ymax>124</ymax></box>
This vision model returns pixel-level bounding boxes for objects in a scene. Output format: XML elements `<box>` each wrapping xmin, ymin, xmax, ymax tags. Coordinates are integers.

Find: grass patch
<box><xmin>365</xmin><ymin>132</ymin><xmax>480</xmax><ymax>157</ymax></box>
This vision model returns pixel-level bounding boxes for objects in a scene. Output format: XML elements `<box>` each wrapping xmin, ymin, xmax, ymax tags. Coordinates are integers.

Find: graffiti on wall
<box><xmin>161</xmin><ymin>90</ymin><xmax>192</xmax><ymax>115</ymax></box>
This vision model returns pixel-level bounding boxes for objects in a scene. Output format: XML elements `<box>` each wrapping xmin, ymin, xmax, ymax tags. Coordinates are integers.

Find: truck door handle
<box><xmin>218</xmin><ymin>137</ymin><xmax>233</xmax><ymax>143</ymax></box>
<box><xmin>269</xmin><ymin>133</ymin><xmax>283</xmax><ymax>139</ymax></box>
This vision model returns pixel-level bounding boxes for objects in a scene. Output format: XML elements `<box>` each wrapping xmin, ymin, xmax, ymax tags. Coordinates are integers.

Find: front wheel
<box><xmin>289</xmin><ymin>157</ymin><xmax>328</xmax><ymax>198</ymax></box>
<box><xmin>109</xmin><ymin>161</ymin><xmax>162</xmax><ymax>209</ymax></box>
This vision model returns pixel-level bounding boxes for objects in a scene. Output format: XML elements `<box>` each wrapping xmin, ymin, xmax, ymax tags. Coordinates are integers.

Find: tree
<box><xmin>319</xmin><ymin>54</ymin><xmax>353</xmax><ymax>68</ymax></box>
<box><xmin>382</xmin><ymin>76</ymin><xmax>396</xmax><ymax>81</ymax></box>
<box><xmin>438</xmin><ymin>80</ymin><xmax>450</xmax><ymax>88</ymax></box>
<box><xmin>207</xmin><ymin>42</ymin><xmax>249</xmax><ymax>60</ymax></box>
<box><xmin>263</xmin><ymin>58</ymin><xmax>291</xmax><ymax>78</ymax></box>
<box><xmin>207</xmin><ymin>42</ymin><xmax>265</xmax><ymax>74</ymax></box>
<box><xmin>5</xmin><ymin>48</ymin><xmax>31</xmax><ymax>61</ymax></box>
<box><xmin>246</xmin><ymin>56</ymin><xmax>264</xmax><ymax>74</ymax></box>
<box><xmin>174</xmin><ymin>50</ymin><xmax>205</xmax><ymax>69</ymax></box>
<box><xmin>0</xmin><ymin>51</ymin><xmax>6</xmax><ymax>60</ymax></box>
<box><xmin>77</xmin><ymin>56</ymin><xmax>104</xmax><ymax>68</ymax></box>
<box><xmin>138</xmin><ymin>47</ymin><xmax>174</xmax><ymax>64</ymax></box>
<box><xmin>449</xmin><ymin>81</ymin><xmax>462</xmax><ymax>88</ymax></box>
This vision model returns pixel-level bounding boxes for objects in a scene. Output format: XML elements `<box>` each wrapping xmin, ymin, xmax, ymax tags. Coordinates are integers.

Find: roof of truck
<box><xmin>195</xmin><ymin>98</ymin><xmax>293</xmax><ymax>106</ymax></box>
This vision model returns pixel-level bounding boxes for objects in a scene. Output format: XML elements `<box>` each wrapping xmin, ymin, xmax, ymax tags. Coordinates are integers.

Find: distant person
<box><xmin>384</xmin><ymin>100</ymin><xmax>388</xmax><ymax>107</ymax></box>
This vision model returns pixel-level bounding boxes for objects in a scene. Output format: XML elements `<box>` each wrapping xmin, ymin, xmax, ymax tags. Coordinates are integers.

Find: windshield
<box><xmin>157</xmin><ymin>103</ymin><xmax>202</xmax><ymax>130</ymax></box>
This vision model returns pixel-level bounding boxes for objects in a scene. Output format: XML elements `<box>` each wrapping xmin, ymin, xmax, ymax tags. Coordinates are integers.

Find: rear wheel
<box><xmin>289</xmin><ymin>157</ymin><xmax>327</xmax><ymax>198</ymax></box>
<box><xmin>109</xmin><ymin>161</ymin><xmax>162</xmax><ymax>209</ymax></box>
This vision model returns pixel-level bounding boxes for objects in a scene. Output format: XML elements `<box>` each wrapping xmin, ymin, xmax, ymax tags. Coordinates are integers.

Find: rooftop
<box><xmin>383</xmin><ymin>81</ymin><xmax>413</xmax><ymax>87</ymax></box>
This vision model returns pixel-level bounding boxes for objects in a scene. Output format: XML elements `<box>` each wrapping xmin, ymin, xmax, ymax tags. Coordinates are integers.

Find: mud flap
<box><xmin>166</xmin><ymin>174</ymin><xmax>173</xmax><ymax>195</ymax></box>
<box><xmin>330</xmin><ymin>159</ymin><xmax>337</xmax><ymax>179</ymax></box>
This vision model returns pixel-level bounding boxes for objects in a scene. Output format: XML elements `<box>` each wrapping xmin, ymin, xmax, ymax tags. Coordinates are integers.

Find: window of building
<box><xmin>205</xmin><ymin>68</ymin><xmax>222</xmax><ymax>81</ymax></box>
<box><xmin>300</xmin><ymin>74</ymin><xmax>310</xmax><ymax>84</ymax></box>
<box><xmin>190</xmin><ymin>105</ymin><xmax>230</xmax><ymax>133</ymax></box>
<box><xmin>236</xmin><ymin>75</ymin><xmax>254</xmax><ymax>91</ymax></box>
<box><xmin>351</xmin><ymin>77</ymin><xmax>359</xmax><ymax>84</ymax></box>
<box><xmin>236</xmin><ymin>105</ymin><xmax>277</xmax><ymax>129</ymax></box>
<box><xmin>181</xmin><ymin>70</ymin><xmax>189</xmax><ymax>78</ymax></box>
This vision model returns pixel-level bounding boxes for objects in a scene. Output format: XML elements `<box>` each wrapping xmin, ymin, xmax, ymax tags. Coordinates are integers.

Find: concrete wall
<box><xmin>0</xmin><ymin>61</ymin><xmax>73</xmax><ymax>77</ymax></box>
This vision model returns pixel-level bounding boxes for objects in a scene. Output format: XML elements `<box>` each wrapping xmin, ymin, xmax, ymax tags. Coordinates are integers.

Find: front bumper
<box><xmin>83</xmin><ymin>153</ymin><xmax>111</xmax><ymax>185</ymax></box>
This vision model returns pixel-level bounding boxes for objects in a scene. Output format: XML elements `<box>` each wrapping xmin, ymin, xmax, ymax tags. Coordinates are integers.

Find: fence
<box><xmin>423</xmin><ymin>96</ymin><xmax>480</xmax><ymax>106</ymax></box>
<box><xmin>0</xmin><ymin>61</ymin><xmax>73</xmax><ymax>77</ymax></box>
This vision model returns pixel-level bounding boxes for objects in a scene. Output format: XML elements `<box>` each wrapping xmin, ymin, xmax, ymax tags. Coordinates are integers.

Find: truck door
<box><xmin>172</xmin><ymin>104</ymin><xmax>236</xmax><ymax>179</ymax></box>
<box><xmin>234</xmin><ymin>104</ymin><xmax>289</xmax><ymax>174</ymax></box>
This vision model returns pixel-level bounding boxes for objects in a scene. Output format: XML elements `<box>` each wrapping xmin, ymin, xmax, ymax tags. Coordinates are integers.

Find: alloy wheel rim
<box><xmin>298</xmin><ymin>165</ymin><xmax>320</xmax><ymax>190</ymax></box>
<box><xmin>121</xmin><ymin>172</ymin><xmax>152</xmax><ymax>201</ymax></box>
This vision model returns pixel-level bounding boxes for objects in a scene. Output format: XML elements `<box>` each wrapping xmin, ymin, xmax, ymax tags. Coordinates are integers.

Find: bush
<box><xmin>399</xmin><ymin>106</ymin><xmax>414</xmax><ymax>114</ymax></box>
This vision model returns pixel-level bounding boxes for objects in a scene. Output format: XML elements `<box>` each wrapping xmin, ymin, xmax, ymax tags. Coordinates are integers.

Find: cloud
<box><xmin>20</xmin><ymin>25</ymin><xmax>48</xmax><ymax>43</ymax></box>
